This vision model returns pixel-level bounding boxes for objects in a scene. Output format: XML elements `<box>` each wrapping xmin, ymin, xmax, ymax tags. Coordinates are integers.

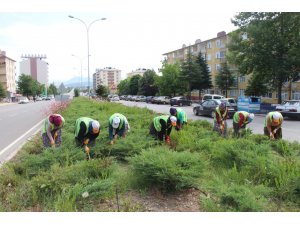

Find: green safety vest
<box><xmin>176</xmin><ymin>108</ymin><xmax>187</xmax><ymax>123</ymax></box>
<box><xmin>264</xmin><ymin>112</ymin><xmax>283</xmax><ymax>127</ymax></box>
<box><xmin>75</xmin><ymin>117</ymin><xmax>93</xmax><ymax>137</ymax></box>
<box><xmin>109</xmin><ymin>113</ymin><xmax>125</xmax><ymax>129</ymax></box>
<box><xmin>153</xmin><ymin>115</ymin><xmax>169</xmax><ymax>132</ymax></box>
<box><xmin>42</xmin><ymin>114</ymin><xmax>65</xmax><ymax>134</ymax></box>
<box><xmin>233</xmin><ymin>111</ymin><xmax>249</xmax><ymax>124</ymax></box>
<box><xmin>214</xmin><ymin>107</ymin><xmax>227</xmax><ymax>121</ymax></box>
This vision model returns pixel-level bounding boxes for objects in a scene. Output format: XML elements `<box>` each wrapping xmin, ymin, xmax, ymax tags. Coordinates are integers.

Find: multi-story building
<box><xmin>126</xmin><ymin>68</ymin><xmax>147</xmax><ymax>79</ymax></box>
<box><xmin>93</xmin><ymin>67</ymin><xmax>121</xmax><ymax>94</ymax></box>
<box><xmin>19</xmin><ymin>54</ymin><xmax>49</xmax><ymax>86</ymax></box>
<box><xmin>163</xmin><ymin>31</ymin><xmax>234</xmax><ymax>98</ymax></box>
<box><xmin>0</xmin><ymin>50</ymin><xmax>17</xmax><ymax>101</ymax></box>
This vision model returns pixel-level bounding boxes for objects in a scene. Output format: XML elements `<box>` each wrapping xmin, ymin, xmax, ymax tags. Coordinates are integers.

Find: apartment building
<box><xmin>0</xmin><ymin>50</ymin><xmax>17</xmax><ymax>101</ymax></box>
<box><xmin>93</xmin><ymin>67</ymin><xmax>121</xmax><ymax>94</ymax></box>
<box><xmin>126</xmin><ymin>68</ymin><xmax>147</xmax><ymax>79</ymax></box>
<box><xmin>19</xmin><ymin>54</ymin><xmax>49</xmax><ymax>86</ymax></box>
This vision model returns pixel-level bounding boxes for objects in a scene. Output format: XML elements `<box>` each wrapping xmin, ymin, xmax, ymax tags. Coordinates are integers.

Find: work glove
<box><xmin>83</xmin><ymin>139</ymin><xmax>89</xmax><ymax>145</ymax></box>
<box><xmin>50</xmin><ymin>140</ymin><xmax>55</xmax><ymax>148</ymax></box>
<box><xmin>84</xmin><ymin>146</ymin><xmax>91</xmax><ymax>160</ymax></box>
<box><xmin>270</xmin><ymin>133</ymin><xmax>275</xmax><ymax>140</ymax></box>
<box><xmin>110</xmin><ymin>140</ymin><xmax>114</xmax><ymax>145</ymax></box>
<box><xmin>273</xmin><ymin>129</ymin><xmax>277</xmax><ymax>134</ymax></box>
<box><xmin>175</xmin><ymin>126</ymin><xmax>180</xmax><ymax>131</ymax></box>
<box><xmin>165</xmin><ymin>135</ymin><xmax>171</xmax><ymax>144</ymax></box>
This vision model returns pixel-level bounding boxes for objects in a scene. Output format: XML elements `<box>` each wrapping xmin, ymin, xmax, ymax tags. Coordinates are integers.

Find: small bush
<box><xmin>129</xmin><ymin>147</ymin><xmax>206</xmax><ymax>192</ymax></box>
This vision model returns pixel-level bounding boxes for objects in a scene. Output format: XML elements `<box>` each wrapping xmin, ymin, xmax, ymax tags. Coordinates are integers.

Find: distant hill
<box><xmin>54</xmin><ymin>76</ymin><xmax>93</xmax><ymax>88</ymax></box>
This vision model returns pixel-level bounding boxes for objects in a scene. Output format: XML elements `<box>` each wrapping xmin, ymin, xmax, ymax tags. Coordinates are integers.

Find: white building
<box><xmin>19</xmin><ymin>54</ymin><xmax>48</xmax><ymax>86</ymax></box>
<box><xmin>93</xmin><ymin>67</ymin><xmax>121</xmax><ymax>93</ymax></box>
<box><xmin>0</xmin><ymin>50</ymin><xmax>16</xmax><ymax>101</ymax></box>
<box><xmin>126</xmin><ymin>68</ymin><xmax>147</xmax><ymax>79</ymax></box>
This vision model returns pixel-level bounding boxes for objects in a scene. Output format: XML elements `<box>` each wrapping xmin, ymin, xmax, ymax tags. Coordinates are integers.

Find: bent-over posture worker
<box><xmin>232</xmin><ymin>111</ymin><xmax>254</xmax><ymax>137</ymax></box>
<box><xmin>108</xmin><ymin>113</ymin><xmax>130</xmax><ymax>145</ymax></box>
<box><xmin>74</xmin><ymin>117</ymin><xmax>100</xmax><ymax>157</ymax></box>
<box><xmin>213</xmin><ymin>102</ymin><xmax>228</xmax><ymax>137</ymax></box>
<box><xmin>264</xmin><ymin>111</ymin><xmax>283</xmax><ymax>140</ymax></box>
<box><xmin>41</xmin><ymin>113</ymin><xmax>65</xmax><ymax>148</ymax></box>
<box><xmin>149</xmin><ymin>115</ymin><xmax>177</xmax><ymax>143</ymax></box>
<box><xmin>170</xmin><ymin>107</ymin><xmax>187</xmax><ymax>130</ymax></box>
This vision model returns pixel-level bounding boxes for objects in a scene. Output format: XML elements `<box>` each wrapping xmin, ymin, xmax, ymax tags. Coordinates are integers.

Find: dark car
<box><xmin>170</xmin><ymin>96</ymin><xmax>192</xmax><ymax>106</ymax></box>
<box><xmin>146</xmin><ymin>96</ymin><xmax>154</xmax><ymax>103</ymax></box>
<box><xmin>193</xmin><ymin>99</ymin><xmax>236</xmax><ymax>118</ymax></box>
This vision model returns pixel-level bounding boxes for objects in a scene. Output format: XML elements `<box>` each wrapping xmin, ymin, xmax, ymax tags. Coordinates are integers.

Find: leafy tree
<box><xmin>96</xmin><ymin>84</ymin><xmax>109</xmax><ymax>98</ymax></box>
<box><xmin>157</xmin><ymin>62</ymin><xmax>183</xmax><ymax>96</ymax></box>
<box><xmin>48</xmin><ymin>83</ymin><xmax>58</xmax><ymax>96</ymax></box>
<box><xmin>228</xmin><ymin>12</ymin><xmax>300</xmax><ymax>103</ymax></box>
<box><xmin>244</xmin><ymin>73</ymin><xmax>269</xmax><ymax>97</ymax></box>
<box><xmin>215</xmin><ymin>62</ymin><xmax>235</xmax><ymax>97</ymax></box>
<box><xmin>117</xmin><ymin>79</ymin><xmax>130</xmax><ymax>95</ymax></box>
<box><xmin>138</xmin><ymin>69</ymin><xmax>159</xmax><ymax>96</ymax></box>
<box><xmin>179</xmin><ymin>51</ymin><xmax>201</xmax><ymax>97</ymax></box>
<box><xmin>0</xmin><ymin>82</ymin><xmax>6</xmax><ymax>100</ymax></box>
<box><xmin>195</xmin><ymin>52</ymin><xmax>212</xmax><ymax>99</ymax></box>
<box><xmin>74</xmin><ymin>88</ymin><xmax>80</xmax><ymax>97</ymax></box>
<box><xmin>128</xmin><ymin>75</ymin><xmax>141</xmax><ymax>95</ymax></box>
<box><xmin>17</xmin><ymin>74</ymin><xmax>35</xmax><ymax>97</ymax></box>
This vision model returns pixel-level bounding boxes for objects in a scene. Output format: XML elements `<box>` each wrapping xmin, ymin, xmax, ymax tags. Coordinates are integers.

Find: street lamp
<box><xmin>69</xmin><ymin>15</ymin><xmax>106</xmax><ymax>98</ymax></box>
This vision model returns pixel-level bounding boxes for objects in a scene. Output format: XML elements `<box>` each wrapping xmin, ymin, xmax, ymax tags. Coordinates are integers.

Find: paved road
<box><xmin>119</xmin><ymin>100</ymin><xmax>300</xmax><ymax>143</ymax></box>
<box><xmin>0</xmin><ymin>100</ymin><xmax>53</xmax><ymax>164</ymax></box>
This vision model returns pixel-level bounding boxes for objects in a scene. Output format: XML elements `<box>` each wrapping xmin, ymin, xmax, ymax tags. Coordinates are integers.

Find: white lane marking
<box><xmin>0</xmin><ymin>119</ymin><xmax>44</xmax><ymax>157</ymax></box>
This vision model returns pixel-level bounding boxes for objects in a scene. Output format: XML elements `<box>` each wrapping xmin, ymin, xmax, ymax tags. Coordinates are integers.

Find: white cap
<box><xmin>112</xmin><ymin>117</ymin><xmax>121</xmax><ymax>128</ymax></box>
<box><xmin>170</xmin><ymin>116</ymin><xmax>177</xmax><ymax>123</ymax></box>
<box><xmin>273</xmin><ymin>112</ymin><xmax>280</xmax><ymax>120</ymax></box>
<box><xmin>91</xmin><ymin>121</ymin><xmax>100</xmax><ymax>133</ymax></box>
<box><xmin>248</xmin><ymin>113</ymin><xmax>255</xmax><ymax>120</ymax></box>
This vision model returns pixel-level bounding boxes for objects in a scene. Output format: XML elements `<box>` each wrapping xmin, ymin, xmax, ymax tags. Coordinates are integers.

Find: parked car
<box><xmin>146</xmin><ymin>96</ymin><xmax>154</xmax><ymax>103</ymax></box>
<box><xmin>224</xmin><ymin>98</ymin><xmax>238</xmax><ymax>111</ymax></box>
<box><xmin>193</xmin><ymin>99</ymin><xmax>236</xmax><ymax>118</ymax></box>
<box><xmin>275</xmin><ymin>100</ymin><xmax>300</xmax><ymax>119</ymax></box>
<box><xmin>19</xmin><ymin>97</ymin><xmax>29</xmax><ymax>104</ymax></box>
<box><xmin>202</xmin><ymin>94</ymin><xmax>225</xmax><ymax>102</ymax></box>
<box><xmin>170</xmin><ymin>96</ymin><xmax>192</xmax><ymax>106</ymax></box>
<box><xmin>156</xmin><ymin>96</ymin><xmax>171</xmax><ymax>104</ymax></box>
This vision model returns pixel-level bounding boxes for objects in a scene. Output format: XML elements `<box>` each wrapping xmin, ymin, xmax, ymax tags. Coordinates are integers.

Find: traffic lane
<box><xmin>0</xmin><ymin>101</ymin><xmax>52</xmax><ymax>152</ymax></box>
<box><xmin>119</xmin><ymin>100</ymin><xmax>299</xmax><ymax>142</ymax></box>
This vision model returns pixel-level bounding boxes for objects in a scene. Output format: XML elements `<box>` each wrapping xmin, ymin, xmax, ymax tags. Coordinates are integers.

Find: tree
<box><xmin>245</xmin><ymin>72</ymin><xmax>269</xmax><ymax>97</ymax></box>
<box><xmin>138</xmin><ymin>69</ymin><xmax>159</xmax><ymax>96</ymax></box>
<box><xmin>215</xmin><ymin>62</ymin><xmax>235</xmax><ymax>97</ymax></box>
<box><xmin>17</xmin><ymin>74</ymin><xmax>35</xmax><ymax>97</ymax></box>
<box><xmin>117</xmin><ymin>79</ymin><xmax>130</xmax><ymax>95</ymax></box>
<box><xmin>179</xmin><ymin>51</ymin><xmax>201</xmax><ymax>97</ymax></box>
<box><xmin>228</xmin><ymin>12</ymin><xmax>300</xmax><ymax>103</ymax></box>
<box><xmin>195</xmin><ymin>52</ymin><xmax>212</xmax><ymax>99</ymax></box>
<box><xmin>96</xmin><ymin>85</ymin><xmax>109</xmax><ymax>98</ymax></box>
<box><xmin>157</xmin><ymin>62</ymin><xmax>183</xmax><ymax>96</ymax></box>
<box><xmin>74</xmin><ymin>88</ymin><xmax>80</xmax><ymax>97</ymax></box>
<box><xmin>0</xmin><ymin>82</ymin><xmax>6</xmax><ymax>100</ymax></box>
<box><xmin>128</xmin><ymin>75</ymin><xmax>141</xmax><ymax>95</ymax></box>
<box><xmin>48</xmin><ymin>83</ymin><xmax>58</xmax><ymax>96</ymax></box>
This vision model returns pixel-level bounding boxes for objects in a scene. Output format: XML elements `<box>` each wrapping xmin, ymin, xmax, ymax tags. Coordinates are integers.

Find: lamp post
<box><xmin>69</xmin><ymin>15</ymin><xmax>106</xmax><ymax>98</ymax></box>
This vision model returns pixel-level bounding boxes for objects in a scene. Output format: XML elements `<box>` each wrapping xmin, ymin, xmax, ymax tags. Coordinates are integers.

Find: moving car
<box><xmin>19</xmin><ymin>97</ymin><xmax>29</xmax><ymax>104</ymax></box>
<box><xmin>193</xmin><ymin>99</ymin><xmax>236</xmax><ymax>118</ymax></box>
<box><xmin>275</xmin><ymin>100</ymin><xmax>300</xmax><ymax>119</ymax></box>
<box><xmin>170</xmin><ymin>96</ymin><xmax>192</xmax><ymax>106</ymax></box>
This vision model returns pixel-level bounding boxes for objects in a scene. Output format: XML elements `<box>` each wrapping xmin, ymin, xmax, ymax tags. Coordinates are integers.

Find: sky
<box><xmin>0</xmin><ymin>0</ymin><xmax>297</xmax><ymax>85</ymax></box>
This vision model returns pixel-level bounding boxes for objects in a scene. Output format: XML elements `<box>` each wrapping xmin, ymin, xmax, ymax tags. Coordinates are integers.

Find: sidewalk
<box><xmin>0</xmin><ymin>102</ymin><xmax>17</xmax><ymax>107</ymax></box>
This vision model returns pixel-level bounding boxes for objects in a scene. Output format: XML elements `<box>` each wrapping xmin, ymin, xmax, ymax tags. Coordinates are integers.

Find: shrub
<box><xmin>129</xmin><ymin>147</ymin><xmax>206</xmax><ymax>192</ymax></box>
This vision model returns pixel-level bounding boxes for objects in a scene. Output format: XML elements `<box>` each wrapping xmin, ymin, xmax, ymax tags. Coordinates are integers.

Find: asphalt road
<box><xmin>119</xmin><ymin>100</ymin><xmax>300</xmax><ymax>143</ymax></box>
<box><xmin>0</xmin><ymin>100</ymin><xmax>53</xmax><ymax>164</ymax></box>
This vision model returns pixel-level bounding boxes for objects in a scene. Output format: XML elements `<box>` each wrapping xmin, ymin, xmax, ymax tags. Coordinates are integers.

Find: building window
<box><xmin>263</xmin><ymin>93</ymin><xmax>273</xmax><ymax>98</ymax></box>
<box><xmin>239</xmin><ymin>89</ymin><xmax>245</xmax><ymax>96</ymax></box>
<box><xmin>215</xmin><ymin>52</ymin><xmax>221</xmax><ymax>59</ymax></box>
<box><xmin>239</xmin><ymin>76</ymin><xmax>246</xmax><ymax>83</ymax></box>
<box><xmin>215</xmin><ymin>64</ymin><xmax>221</xmax><ymax>71</ymax></box>
<box><xmin>207</xmin><ymin>41</ymin><xmax>211</xmax><ymax>49</ymax></box>
<box><xmin>216</xmin><ymin>39</ymin><xmax>221</xmax><ymax>47</ymax></box>
<box><xmin>241</xmin><ymin>32</ymin><xmax>248</xmax><ymax>40</ymax></box>
<box><xmin>229</xmin><ymin>90</ymin><xmax>237</xmax><ymax>96</ymax></box>
<box><xmin>207</xmin><ymin>54</ymin><xmax>211</xmax><ymax>61</ymax></box>
<box><xmin>207</xmin><ymin>65</ymin><xmax>211</xmax><ymax>72</ymax></box>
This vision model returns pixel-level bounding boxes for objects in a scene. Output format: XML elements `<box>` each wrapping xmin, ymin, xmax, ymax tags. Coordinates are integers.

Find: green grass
<box><xmin>0</xmin><ymin>97</ymin><xmax>299</xmax><ymax>211</ymax></box>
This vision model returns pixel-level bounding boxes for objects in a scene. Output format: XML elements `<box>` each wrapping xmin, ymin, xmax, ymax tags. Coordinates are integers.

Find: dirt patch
<box><xmin>98</xmin><ymin>188</ymin><xmax>202</xmax><ymax>212</ymax></box>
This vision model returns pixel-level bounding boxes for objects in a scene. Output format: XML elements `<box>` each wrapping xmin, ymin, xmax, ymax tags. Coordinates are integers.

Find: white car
<box><xmin>276</xmin><ymin>100</ymin><xmax>300</xmax><ymax>120</ymax></box>
<box><xmin>19</xmin><ymin>97</ymin><xmax>29</xmax><ymax>104</ymax></box>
